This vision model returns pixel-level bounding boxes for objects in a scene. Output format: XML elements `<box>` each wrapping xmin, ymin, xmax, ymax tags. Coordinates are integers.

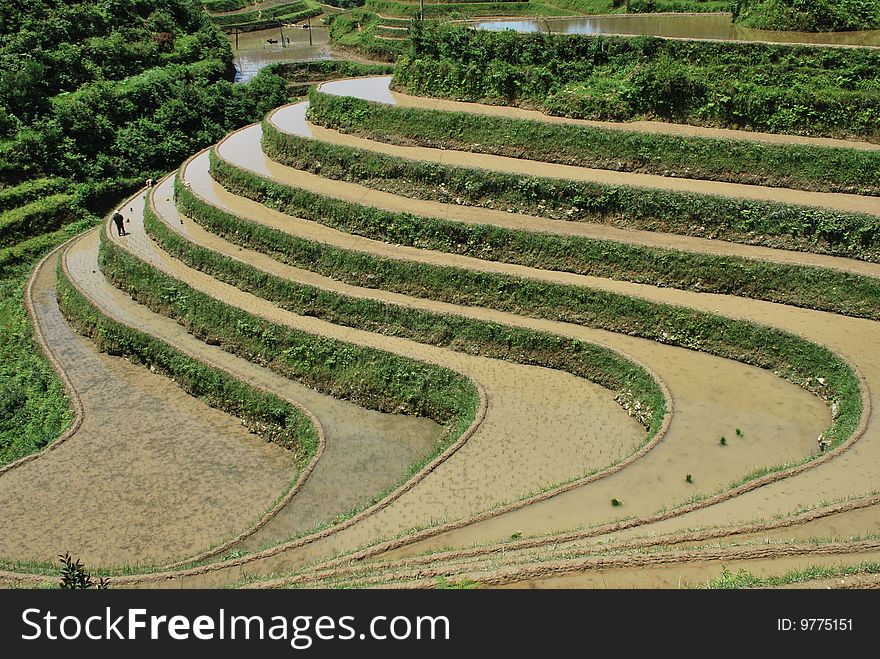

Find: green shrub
<box><xmin>736</xmin><ymin>0</ymin><xmax>880</xmax><ymax>32</ymax></box>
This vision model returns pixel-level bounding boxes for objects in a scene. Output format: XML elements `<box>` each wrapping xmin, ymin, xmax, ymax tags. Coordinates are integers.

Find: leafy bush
<box><xmin>58</xmin><ymin>552</ymin><xmax>108</xmax><ymax>589</ymax></box>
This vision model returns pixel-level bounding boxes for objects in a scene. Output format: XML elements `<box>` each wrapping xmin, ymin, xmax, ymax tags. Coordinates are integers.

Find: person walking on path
<box><xmin>112</xmin><ymin>210</ymin><xmax>126</xmax><ymax>237</ymax></box>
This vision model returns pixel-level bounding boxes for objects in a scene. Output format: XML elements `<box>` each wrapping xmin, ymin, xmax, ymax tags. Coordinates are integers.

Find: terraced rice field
<box><xmin>2</xmin><ymin>75</ymin><xmax>879</xmax><ymax>589</ymax></box>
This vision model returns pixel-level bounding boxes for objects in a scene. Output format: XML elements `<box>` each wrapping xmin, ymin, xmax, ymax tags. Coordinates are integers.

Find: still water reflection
<box><xmin>475</xmin><ymin>13</ymin><xmax>880</xmax><ymax>46</ymax></box>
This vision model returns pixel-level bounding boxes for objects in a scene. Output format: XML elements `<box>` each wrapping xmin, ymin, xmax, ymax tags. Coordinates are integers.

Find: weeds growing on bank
<box><xmin>306</xmin><ymin>89</ymin><xmax>880</xmax><ymax>197</ymax></box>
<box><xmin>180</xmin><ymin>166</ymin><xmax>862</xmax><ymax>462</ymax></box>
<box><xmin>246</xmin><ymin>138</ymin><xmax>880</xmax><ymax>319</ymax></box>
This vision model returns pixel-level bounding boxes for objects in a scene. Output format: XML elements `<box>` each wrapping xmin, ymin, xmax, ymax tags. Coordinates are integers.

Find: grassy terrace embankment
<box><xmin>286</xmin><ymin>97</ymin><xmax>880</xmax><ymax>262</ymax></box>
<box><xmin>209</xmin><ymin>0</ymin><xmax>322</xmax><ymax>32</ymax></box>
<box><xmin>222</xmin><ymin>143</ymin><xmax>880</xmax><ymax>318</ymax></box>
<box><xmin>146</xmin><ymin>190</ymin><xmax>665</xmax><ymax>434</ymax></box>
<box><xmin>98</xmin><ymin>225</ymin><xmax>479</xmax><ymax>439</ymax></box>
<box><xmin>393</xmin><ymin>24</ymin><xmax>880</xmax><ymax>140</ymax></box>
<box><xmin>56</xmin><ymin>256</ymin><xmax>319</xmax><ymax>460</ymax></box>
<box><xmin>307</xmin><ymin>89</ymin><xmax>880</xmax><ymax>196</ymax></box>
<box><xmin>272</xmin><ymin>61</ymin><xmax>395</xmax><ymax>97</ymax></box>
<box><xmin>188</xmin><ymin>162</ymin><xmax>862</xmax><ymax>456</ymax></box>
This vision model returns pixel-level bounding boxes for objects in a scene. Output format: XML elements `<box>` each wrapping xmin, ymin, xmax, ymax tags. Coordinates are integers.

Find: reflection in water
<box><xmin>228</xmin><ymin>25</ymin><xmax>332</xmax><ymax>83</ymax></box>
<box><xmin>475</xmin><ymin>14</ymin><xmax>880</xmax><ymax>46</ymax></box>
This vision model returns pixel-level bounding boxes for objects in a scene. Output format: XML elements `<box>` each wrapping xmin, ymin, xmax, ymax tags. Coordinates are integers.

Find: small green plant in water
<box><xmin>735</xmin><ymin>428</ymin><xmax>743</xmax><ymax>438</ymax></box>
<box><xmin>611</xmin><ymin>498</ymin><xmax>623</xmax><ymax>506</ymax></box>
<box><xmin>704</xmin><ymin>565</ymin><xmax>761</xmax><ymax>589</ymax></box>
<box><xmin>223</xmin><ymin>549</ymin><xmax>248</xmax><ymax>561</ymax></box>
<box><xmin>686</xmin><ymin>474</ymin><xmax>693</xmax><ymax>483</ymax></box>
<box><xmin>58</xmin><ymin>552</ymin><xmax>108</xmax><ymax>589</ymax></box>
<box><xmin>720</xmin><ymin>436</ymin><xmax>728</xmax><ymax>446</ymax></box>
<box><xmin>509</xmin><ymin>531</ymin><xmax>522</xmax><ymax>540</ymax></box>
<box><xmin>436</xmin><ymin>576</ymin><xmax>479</xmax><ymax>589</ymax></box>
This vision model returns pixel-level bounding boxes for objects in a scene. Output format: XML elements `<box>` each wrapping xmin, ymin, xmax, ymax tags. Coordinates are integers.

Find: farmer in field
<box><xmin>112</xmin><ymin>210</ymin><xmax>125</xmax><ymax>237</ymax></box>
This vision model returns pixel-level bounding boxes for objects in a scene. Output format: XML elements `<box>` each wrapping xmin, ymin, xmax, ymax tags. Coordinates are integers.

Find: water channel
<box><xmin>474</xmin><ymin>13</ymin><xmax>880</xmax><ymax>46</ymax></box>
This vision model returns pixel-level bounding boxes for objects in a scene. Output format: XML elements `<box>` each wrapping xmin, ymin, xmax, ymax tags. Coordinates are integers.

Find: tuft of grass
<box><xmin>685</xmin><ymin>474</ymin><xmax>693</xmax><ymax>483</ymax></box>
<box><xmin>720</xmin><ymin>436</ymin><xmax>728</xmax><ymax>446</ymax></box>
<box><xmin>735</xmin><ymin>427</ymin><xmax>743</xmax><ymax>437</ymax></box>
<box><xmin>435</xmin><ymin>575</ymin><xmax>479</xmax><ymax>589</ymax></box>
<box><xmin>611</xmin><ymin>498</ymin><xmax>623</xmax><ymax>506</ymax></box>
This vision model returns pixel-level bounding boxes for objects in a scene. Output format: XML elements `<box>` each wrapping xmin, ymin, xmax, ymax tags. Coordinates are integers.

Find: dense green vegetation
<box><xmin>211</xmin><ymin>1</ymin><xmax>311</xmax><ymax>26</ymax></box>
<box><xmin>0</xmin><ymin>257</ymin><xmax>77</xmax><ymax>467</ymax></box>
<box><xmin>0</xmin><ymin>0</ymin><xmax>293</xmax><ymax>466</ymax></box>
<box><xmin>202</xmin><ymin>0</ymin><xmax>253</xmax><ymax>11</ymax></box>
<box><xmin>736</xmin><ymin>0</ymin><xmax>880</xmax><ymax>32</ymax></box>
<box><xmin>145</xmin><ymin>195</ymin><xmax>665</xmax><ymax>432</ymax></box>
<box><xmin>363</xmin><ymin>1</ymin><xmax>561</xmax><ymax>18</ymax></box>
<box><xmin>177</xmin><ymin>171</ymin><xmax>862</xmax><ymax>455</ymax></box>
<box><xmin>307</xmin><ymin>88</ymin><xmax>880</xmax><ymax>195</ymax></box>
<box><xmin>628</xmin><ymin>0</ymin><xmax>731</xmax><ymax>12</ymax></box>
<box><xmin>0</xmin><ymin>197</ymin><xmax>87</xmax><ymax>246</ymax></box>
<box><xmin>394</xmin><ymin>24</ymin><xmax>880</xmax><ymax>140</ymax></box>
<box><xmin>266</xmin><ymin>113</ymin><xmax>880</xmax><ymax>262</ymax></box>
<box><xmin>56</xmin><ymin>262</ymin><xmax>319</xmax><ymax>460</ymax></box>
<box><xmin>0</xmin><ymin>179</ymin><xmax>67</xmax><ymax>213</ymax></box>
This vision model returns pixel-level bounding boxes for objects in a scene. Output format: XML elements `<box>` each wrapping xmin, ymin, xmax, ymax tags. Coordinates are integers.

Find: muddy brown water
<box><xmin>92</xmin><ymin>174</ymin><xmax>659</xmax><ymax>581</ymax></box>
<box><xmin>10</xmin><ymin>74</ymin><xmax>878</xmax><ymax>586</ymax></box>
<box><xmin>0</xmin><ymin>251</ymin><xmax>297</xmax><ymax>567</ymax></box>
<box><xmin>254</xmin><ymin>78</ymin><xmax>880</xmax><ymax>567</ymax></box>
<box><xmin>474</xmin><ymin>13</ymin><xmax>880</xmax><ymax>47</ymax></box>
<box><xmin>271</xmin><ymin>103</ymin><xmax>880</xmax><ymax>274</ymax></box>
<box><xmin>282</xmin><ymin>497</ymin><xmax>880</xmax><ymax>587</ymax></box>
<box><xmin>115</xmin><ymin>133</ymin><xmax>830</xmax><ymax>587</ymax></box>
<box><xmin>60</xmin><ymin>201</ymin><xmax>446</xmax><ymax>556</ymax></box>
<box><xmin>230</xmin><ymin>25</ymin><xmax>330</xmax><ymax>83</ymax></box>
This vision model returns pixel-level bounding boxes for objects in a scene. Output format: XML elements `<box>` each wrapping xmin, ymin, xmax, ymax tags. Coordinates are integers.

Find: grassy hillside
<box><xmin>394</xmin><ymin>23</ymin><xmax>880</xmax><ymax>140</ymax></box>
<box><xmin>0</xmin><ymin>0</ymin><xmax>292</xmax><ymax>466</ymax></box>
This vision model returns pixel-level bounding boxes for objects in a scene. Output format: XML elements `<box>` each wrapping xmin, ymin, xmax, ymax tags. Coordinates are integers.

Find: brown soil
<box><xmin>62</xmin><ymin>213</ymin><xmax>446</xmax><ymax>558</ymax></box>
